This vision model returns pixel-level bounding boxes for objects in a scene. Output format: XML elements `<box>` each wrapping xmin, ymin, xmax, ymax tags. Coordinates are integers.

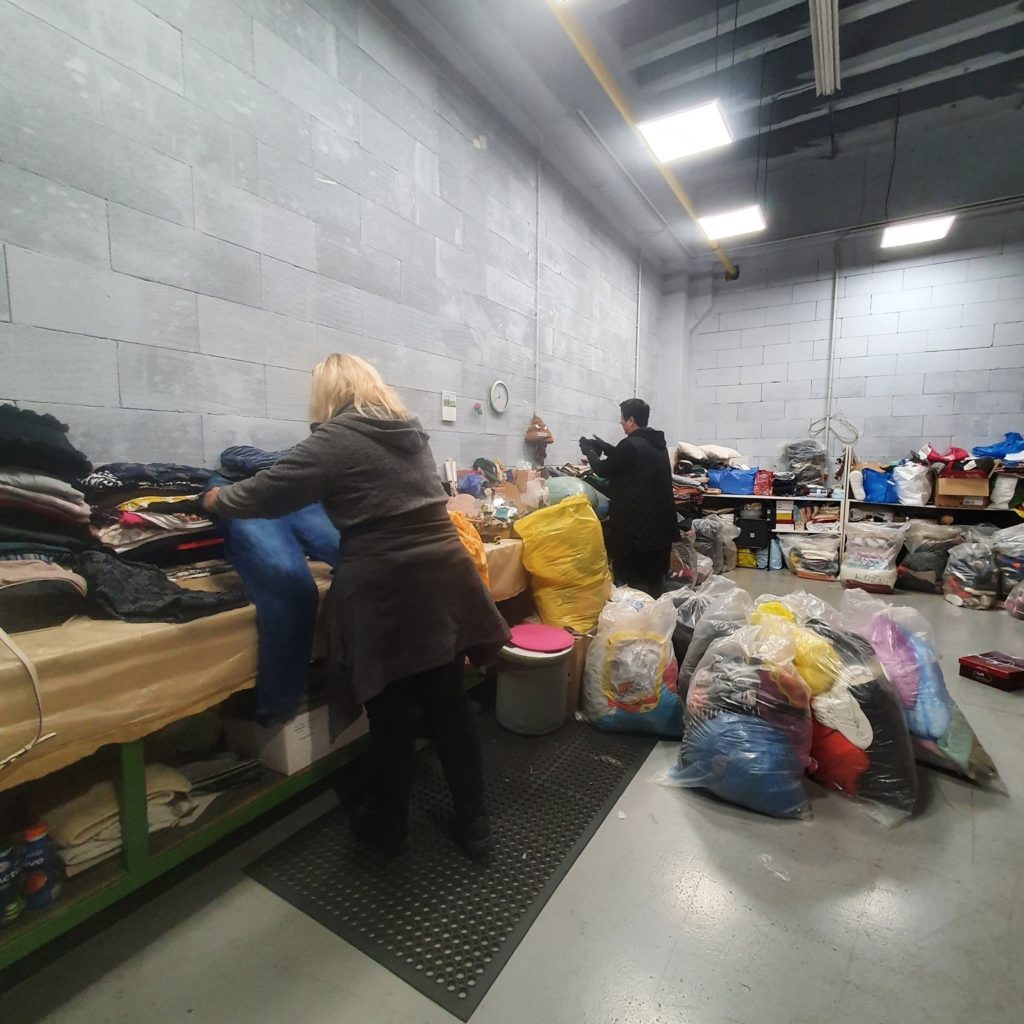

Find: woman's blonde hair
<box><xmin>309</xmin><ymin>353</ymin><xmax>410</xmax><ymax>423</ymax></box>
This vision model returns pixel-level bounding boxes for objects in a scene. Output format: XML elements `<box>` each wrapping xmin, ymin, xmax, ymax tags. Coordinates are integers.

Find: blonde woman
<box><xmin>204</xmin><ymin>354</ymin><xmax>509</xmax><ymax>857</ymax></box>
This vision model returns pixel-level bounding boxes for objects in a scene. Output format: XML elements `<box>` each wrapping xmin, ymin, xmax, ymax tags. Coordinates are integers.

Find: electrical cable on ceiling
<box><xmin>715</xmin><ymin>0</ymin><xmax>721</xmax><ymax>73</ymax></box>
<box><xmin>727</xmin><ymin>0</ymin><xmax>741</xmax><ymax>112</ymax></box>
<box><xmin>884</xmin><ymin>91</ymin><xmax>902</xmax><ymax>222</ymax></box>
<box><xmin>753</xmin><ymin>49</ymin><xmax>768</xmax><ymax>201</ymax></box>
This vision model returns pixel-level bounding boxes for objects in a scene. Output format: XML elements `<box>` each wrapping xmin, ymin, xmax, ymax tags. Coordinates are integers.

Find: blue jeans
<box><xmin>215</xmin><ymin>496</ymin><xmax>341</xmax><ymax>719</ymax></box>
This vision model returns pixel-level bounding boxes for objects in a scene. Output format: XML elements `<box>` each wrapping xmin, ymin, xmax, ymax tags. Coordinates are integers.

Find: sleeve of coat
<box><xmin>211</xmin><ymin>428</ymin><xmax>341</xmax><ymax>519</ymax></box>
<box><xmin>587</xmin><ymin>438</ymin><xmax>635</xmax><ymax>478</ymax></box>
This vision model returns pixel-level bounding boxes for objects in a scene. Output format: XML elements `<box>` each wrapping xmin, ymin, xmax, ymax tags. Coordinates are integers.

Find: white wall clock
<box><xmin>489</xmin><ymin>379</ymin><xmax>510</xmax><ymax>414</ymax></box>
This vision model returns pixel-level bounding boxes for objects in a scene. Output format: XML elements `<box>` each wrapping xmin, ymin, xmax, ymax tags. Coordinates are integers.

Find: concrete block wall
<box><xmin>681</xmin><ymin>213</ymin><xmax>1024</xmax><ymax>466</ymax></box>
<box><xmin>0</xmin><ymin>0</ymin><xmax>657</xmax><ymax>469</ymax></box>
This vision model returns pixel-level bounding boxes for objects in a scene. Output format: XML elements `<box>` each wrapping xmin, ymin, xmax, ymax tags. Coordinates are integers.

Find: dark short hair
<box><xmin>620</xmin><ymin>398</ymin><xmax>650</xmax><ymax>427</ymax></box>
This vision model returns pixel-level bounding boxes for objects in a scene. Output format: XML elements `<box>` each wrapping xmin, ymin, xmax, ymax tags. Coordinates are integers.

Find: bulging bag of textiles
<box><xmin>670</xmin><ymin>623</ymin><xmax>813</xmax><ymax>819</ymax></box>
<box><xmin>839</xmin><ymin>521</ymin><xmax>909</xmax><ymax>593</ymax></box>
<box><xmin>670</xmin><ymin>523</ymin><xmax>698</xmax><ymax>583</ymax></box>
<box><xmin>840</xmin><ymin>590</ymin><xmax>999</xmax><ymax>785</ymax></box>
<box><xmin>582</xmin><ymin>588</ymin><xmax>682</xmax><ymax>737</ymax></box>
<box><xmin>750</xmin><ymin>595</ymin><xmax>918</xmax><ymax>824</ymax></box>
<box><xmin>678</xmin><ymin>584</ymin><xmax>754</xmax><ymax>691</ymax></box>
<box><xmin>1007</xmin><ymin>581</ymin><xmax>1024</xmax><ymax>620</ymax></box>
<box><xmin>892</xmin><ymin>460</ymin><xmax>932</xmax><ymax>506</ymax></box>
<box><xmin>779</xmin><ymin>439</ymin><xmax>829</xmax><ymax>487</ymax></box>
<box><xmin>669</xmin><ymin>576</ymin><xmax>738</xmax><ymax>664</ymax></box>
<box><xmin>992</xmin><ymin>523</ymin><xmax>1024</xmax><ymax>596</ymax></box>
<box><xmin>942</xmin><ymin>541</ymin><xmax>999</xmax><ymax>609</ymax></box>
<box><xmin>897</xmin><ymin>521</ymin><xmax>964</xmax><ymax>594</ymax></box>
<box><xmin>514</xmin><ymin>494</ymin><xmax>611</xmax><ymax>632</ymax></box>
<box><xmin>777</xmin><ymin>533</ymin><xmax>840</xmax><ymax>581</ymax></box>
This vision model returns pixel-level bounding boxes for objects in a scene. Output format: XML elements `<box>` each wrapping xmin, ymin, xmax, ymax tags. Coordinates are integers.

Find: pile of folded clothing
<box><xmin>801</xmin><ymin>504</ymin><xmax>841</xmax><ymax>532</ymax></box>
<box><xmin>44</xmin><ymin>764</ymin><xmax>219</xmax><ymax>878</ymax></box>
<box><xmin>0</xmin><ymin>405</ymin><xmax>94</xmax><ymax>554</ymax></box>
<box><xmin>83</xmin><ymin>463</ymin><xmax>222</xmax><ymax>566</ymax></box>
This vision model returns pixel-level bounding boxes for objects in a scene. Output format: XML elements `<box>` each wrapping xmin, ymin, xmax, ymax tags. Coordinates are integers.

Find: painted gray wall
<box><xmin>0</xmin><ymin>0</ymin><xmax>662</xmax><ymax>469</ymax></box>
<box><xmin>680</xmin><ymin>209</ymin><xmax>1024</xmax><ymax>466</ymax></box>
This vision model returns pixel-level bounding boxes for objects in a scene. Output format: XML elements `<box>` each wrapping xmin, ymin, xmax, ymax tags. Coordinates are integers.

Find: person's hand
<box><xmin>592</xmin><ymin>435</ymin><xmax>614</xmax><ymax>455</ymax></box>
<box><xmin>201</xmin><ymin>486</ymin><xmax>220</xmax><ymax>513</ymax></box>
<box><xmin>579</xmin><ymin>436</ymin><xmax>597</xmax><ymax>460</ymax></box>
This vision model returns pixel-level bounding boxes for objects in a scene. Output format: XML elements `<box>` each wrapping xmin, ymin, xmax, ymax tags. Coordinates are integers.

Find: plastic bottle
<box><xmin>0</xmin><ymin>845</ymin><xmax>22</xmax><ymax>926</ymax></box>
<box><xmin>21</xmin><ymin>824</ymin><xmax>62</xmax><ymax>910</ymax></box>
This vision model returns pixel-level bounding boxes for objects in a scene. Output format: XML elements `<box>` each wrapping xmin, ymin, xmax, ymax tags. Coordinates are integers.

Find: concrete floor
<box><xmin>3</xmin><ymin>570</ymin><xmax>1023</xmax><ymax>1024</ymax></box>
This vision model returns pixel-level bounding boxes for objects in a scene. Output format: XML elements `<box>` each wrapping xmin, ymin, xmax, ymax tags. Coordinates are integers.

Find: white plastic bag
<box><xmin>893</xmin><ymin>461</ymin><xmax>932</xmax><ymax>505</ymax></box>
<box><xmin>582</xmin><ymin>588</ymin><xmax>682</xmax><ymax>737</ymax></box>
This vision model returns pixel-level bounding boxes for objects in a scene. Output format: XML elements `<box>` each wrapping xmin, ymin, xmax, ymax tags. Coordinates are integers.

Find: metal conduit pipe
<box><xmin>545</xmin><ymin>0</ymin><xmax>739</xmax><ymax>280</ymax></box>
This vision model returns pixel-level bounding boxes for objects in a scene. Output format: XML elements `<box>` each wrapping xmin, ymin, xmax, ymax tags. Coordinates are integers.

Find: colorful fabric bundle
<box><xmin>840</xmin><ymin>521</ymin><xmax>909</xmax><ymax>593</ymax></box>
<box><xmin>675</xmin><ymin>624</ymin><xmax>812</xmax><ymax>818</ymax></box>
<box><xmin>840</xmin><ymin>590</ymin><xmax>998</xmax><ymax>784</ymax></box>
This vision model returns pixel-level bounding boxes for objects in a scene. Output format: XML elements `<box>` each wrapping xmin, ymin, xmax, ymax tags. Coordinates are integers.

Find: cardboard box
<box><xmin>959</xmin><ymin>652</ymin><xmax>1024</xmax><ymax>692</ymax></box>
<box><xmin>934</xmin><ymin>477</ymin><xmax>989</xmax><ymax>508</ymax></box>
<box><xmin>224</xmin><ymin>705</ymin><xmax>369</xmax><ymax>776</ymax></box>
<box><xmin>564</xmin><ymin>631</ymin><xmax>594</xmax><ymax>715</ymax></box>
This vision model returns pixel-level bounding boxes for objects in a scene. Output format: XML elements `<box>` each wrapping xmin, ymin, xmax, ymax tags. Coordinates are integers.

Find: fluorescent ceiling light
<box><xmin>637</xmin><ymin>101</ymin><xmax>732</xmax><ymax>162</ymax></box>
<box><xmin>880</xmin><ymin>215</ymin><xmax>956</xmax><ymax>249</ymax></box>
<box><xmin>808</xmin><ymin>0</ymin><xmax>841</xmax><ymax>96</ymax></box>
<box><xmin>698</xmin><ymin>204</ymin><xmax>766</xmax><ymax>241</ymax></box>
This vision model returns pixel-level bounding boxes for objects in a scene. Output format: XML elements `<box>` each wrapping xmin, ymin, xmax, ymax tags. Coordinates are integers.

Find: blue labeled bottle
<box><xmin>21</xmin><ymin>824</ymin><xmax>63</xmax><ymax>910</ymax></box>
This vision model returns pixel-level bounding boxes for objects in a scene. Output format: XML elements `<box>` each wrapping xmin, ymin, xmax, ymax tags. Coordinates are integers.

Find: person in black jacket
<box><xmin>580</xmin><ymin>398</ymin><xmax>678</xmax><ymax>598</ymax></box>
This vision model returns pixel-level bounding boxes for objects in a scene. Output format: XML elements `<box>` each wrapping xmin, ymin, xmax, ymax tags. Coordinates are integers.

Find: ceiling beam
<box><xmin>622</xmin><ymin>0</ymin><xmax>803</xmax><ymax>72</ymax></box>
<box><xmin>730</xmin><ymin>45</ymin><xmax>1024</xmax><ymax>146</ymax></box>
<box><xmin>637</xmin><ymin>0</ymin><xmax>916</xmax><ymax>99</ymax></box>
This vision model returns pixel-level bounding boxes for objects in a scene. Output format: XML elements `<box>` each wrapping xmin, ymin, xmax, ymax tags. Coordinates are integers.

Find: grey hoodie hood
<box><xmin>332</xmin><ymin>406</ymin><xmax>430</xmax><ymax>454</ymax></box>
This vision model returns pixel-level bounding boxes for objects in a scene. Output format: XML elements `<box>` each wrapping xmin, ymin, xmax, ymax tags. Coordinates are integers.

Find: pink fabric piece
<box><xmin>119</xmin><ymin>512</ymin><xmax>149</xmax><ymax>527</ymax></box>
<box><xmin>866</xmin><ymin>614</ymin><xmax>920</xmax><ymax>708</ymax></box>
<box><xmin>508</xmin><ymin>623</ymin><xmax>574</xmax><ymax>653</ymax></box>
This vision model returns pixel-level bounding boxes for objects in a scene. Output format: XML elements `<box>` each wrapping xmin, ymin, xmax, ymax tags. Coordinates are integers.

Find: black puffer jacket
<box><xmin>586</xmin><ymin>427</ymin><xmax>678</xmax><ymax>555</ymax></box>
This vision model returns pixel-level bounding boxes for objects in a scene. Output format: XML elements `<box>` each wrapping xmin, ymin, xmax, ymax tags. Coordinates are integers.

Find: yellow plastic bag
<box><xmin>514</xmin><ymin>494</ymin><xmax>611</xmax><ymax>631</ymax></box>
<box><xmin>448</xmin><ymin>511</ymin><xmax>489</xmax><ymax>589</ymax></box>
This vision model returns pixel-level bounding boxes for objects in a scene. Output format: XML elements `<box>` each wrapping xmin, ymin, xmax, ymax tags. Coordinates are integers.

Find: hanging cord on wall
<box><xmin>533</xmin><ymin>152</ymin><xmax>542</xmax><ymax>414</ymax></box>
<box><xmin>884</xmin><ymin>91</ymin><xmax>902</xmax><ymax>222</ymax></box>
<box><xmin>809</xmin><ymin>413</ymin><xmax>859</xmax><ymax>449</ymax></box>
<box><xmin>0</xmin><ymin>626</ymin><xmax>56</xmax><ymax>770</ymax></box>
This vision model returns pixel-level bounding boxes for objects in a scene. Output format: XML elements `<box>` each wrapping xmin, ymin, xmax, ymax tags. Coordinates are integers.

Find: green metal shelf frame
<box><xmin>0</xmin><ymin>731</ymin><xmax>368</xmax><ymax>973</ymax></box>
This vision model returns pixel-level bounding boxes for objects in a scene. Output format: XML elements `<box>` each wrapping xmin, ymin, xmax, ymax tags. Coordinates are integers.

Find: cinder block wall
<box><xmin>0</xmin><ymin>0</ymin><xmax>662</xmax><ymax>469</ymax></box>
<box><xmin>681</xmin><ymin>210</ymin><xmax>1024</xmax><ymax>466</ymax></box>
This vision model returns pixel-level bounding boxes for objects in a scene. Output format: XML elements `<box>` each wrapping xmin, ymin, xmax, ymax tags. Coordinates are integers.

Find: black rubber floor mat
<box><xmin>247</xmin><ymin>716</ymin><xmax>655</xmax><ymax>1020</ymax></box>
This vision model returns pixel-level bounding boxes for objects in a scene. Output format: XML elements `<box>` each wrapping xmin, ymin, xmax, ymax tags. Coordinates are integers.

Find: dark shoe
<box><xmin>451</xmin><ymin>814</ymin><xmax>494</xmax><ymax>859</ymax></box>
<box><xmin>351</xmin><ymin>805</ymin><xmax>408</xmax><ymax>855</ymax></box>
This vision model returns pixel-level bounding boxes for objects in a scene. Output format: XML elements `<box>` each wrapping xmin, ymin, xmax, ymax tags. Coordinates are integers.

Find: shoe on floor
<box><xmin>451</xmin><ymin>814</ymin><xmax>494</xmax><ymax>859</ymax></box>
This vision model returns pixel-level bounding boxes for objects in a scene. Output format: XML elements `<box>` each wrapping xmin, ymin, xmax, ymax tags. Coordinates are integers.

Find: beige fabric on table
<box><xmin>0</xmin><ymin>560</ymin><xmax>87</xmax><ymax>593</ymax></box>
<box><xmin>0</xmin><ymin>565</ymin><xmax>333</xmax><ymax>792</ymax></box>
<box><xmin>485</xmin><ymin>539</ymin><xmax>529</xmax><ymax>602</ymax></box>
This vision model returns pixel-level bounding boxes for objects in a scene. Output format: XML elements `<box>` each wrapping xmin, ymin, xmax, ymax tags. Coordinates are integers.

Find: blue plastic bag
<box><xmin>707</xmin><ymin>467</ymin><xmax>756</xmax><ymax>495</ymax></box>
<box><xmin>905</xmin><ymin>634</ymin><xmax>952</xmax><ymax>741</ymax></box>
<box><xmin>862</xmin><ymin>467</ymin><xmax>898</xmax><ymax>504</ymax></box>
<box><xmin>972</xmin><ymin>432</ymin><xmax>1024</xmax><ymax>458</ymax></box>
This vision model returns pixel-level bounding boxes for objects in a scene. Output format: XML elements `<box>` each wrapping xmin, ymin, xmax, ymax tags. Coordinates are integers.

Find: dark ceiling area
<box><xmin>385</xmin><ymin>0</ymin><xmax>1024</xmax><ymax>267</ymax></box>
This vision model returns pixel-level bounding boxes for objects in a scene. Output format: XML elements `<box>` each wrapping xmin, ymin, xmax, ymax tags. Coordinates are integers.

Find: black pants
<box><xmin>613</xmin><ymin>546</ymin><xmax>671</xmax><ymax>599</ymax></box>
<box><xmin>364</xmin><ymin>657</ymin><xmax>486</xmax><ymax>828</ymax></box>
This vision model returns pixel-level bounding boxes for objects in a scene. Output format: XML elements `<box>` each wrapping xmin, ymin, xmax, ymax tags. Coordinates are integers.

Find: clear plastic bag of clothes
<box><xmin>752</xmin><ymin>590</ymin><xmax>839</xmax><ymax>627</ymax></box>
<box><xmin>992</xmin><ymin>523</ymin><xmax>1024</xmax><ymax>596</ymax></box>
<box><xmin>747</xmin><ymin>603</ymin><xmax>845</xmax><ymax>696</ymax></box>
<box><xmin>678</xmin><ymin>586</ymin><xmax>754</xmax><ymax>691</ymax></box>
<box><xmin>694</xmin><ymin>553</ymin><xmax>714</xmax><ymax>585</ymax></box>
<box><xmin>777</xmin><ymin>533</ymin><xmax>840</xmax><ymax>581</ymax></box>
<box><xmin>840</xmin><ymin>521</ymin><xmax>909</xmax><ymax>593</ymax></box>
<box><xmin>779</xmin><ymin>439</ymin><xmax>829</xmax><ymax>487</ymax></box>
<box><xmin>804</xmin><ymin>619</ymin><xmax>919</xmax><ymax>826</ymax></box>
<box><xmin>942</xmin><ymin>541</ymin><xmax>999</xmax><ymax>610</ymax></box>
<box><xmin>670</xmin><ymin>523</ymin><xmax>698</xmax><ymax>583</ymax></box>
<box><xmin>897</xmin><ymin>521</ymin><xmax>964</xmax><ymax>595</ymax></box>
<box><xmin>670</xmin><ymin>624</ymin><xmax>813</xmax><ymax>819</ymax></box>
<box><xmin>693</xmin><ymin>514</ymin><xmax>739</xmax><ymax>575</ymax></box>
<box><xmin>668</xmin><ymin>576</ymin><xmax>738</xmax><ymax>664</ymax></box>
<box><xmin>1007</xmin><ymin>581</ymin><xmax>1024</xmax><ymax>620</ymax></box>
<box><xmin>840</xmin><ymin>590</ymin><xmax>999</xmax><ymax>785</ymax></box>
<box><xmin>582</xmin><ymin>588</ymin><xmax>683</xmax><ymax>737</ymax></box>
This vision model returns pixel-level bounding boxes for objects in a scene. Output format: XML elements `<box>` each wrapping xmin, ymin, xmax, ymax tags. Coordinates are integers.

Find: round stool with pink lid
<box><xmin>495</xmin><ymin>624</ymin><xmax>574</xmax><ymax>735</ymax></box>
